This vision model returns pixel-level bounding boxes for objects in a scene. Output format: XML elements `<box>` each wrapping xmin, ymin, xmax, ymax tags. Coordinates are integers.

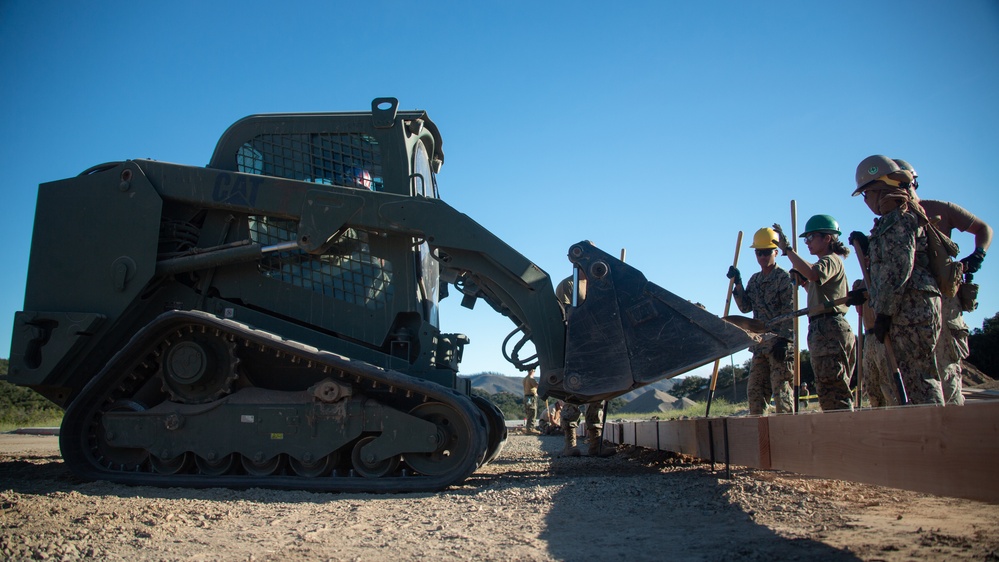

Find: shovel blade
<box><xmin>722</xmin><ymin>315</ymin><xmax>769</xmax><ymax>335</ymax></box>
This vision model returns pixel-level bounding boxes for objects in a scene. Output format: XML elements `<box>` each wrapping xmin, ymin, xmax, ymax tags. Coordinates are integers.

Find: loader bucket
<box><xmin>541</xmin><ymin>241</ymin><xmax>756</xmax><ymax>403</ymax></box>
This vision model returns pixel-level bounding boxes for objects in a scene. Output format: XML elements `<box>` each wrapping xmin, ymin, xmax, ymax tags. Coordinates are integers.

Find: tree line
<box><xmin>0</xmin><ymin>359</ymin><xmax>64</xmax><ymax>427</ymax></box>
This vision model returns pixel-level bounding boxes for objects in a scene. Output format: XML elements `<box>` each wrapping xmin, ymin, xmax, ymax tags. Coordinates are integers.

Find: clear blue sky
<box><xmin>2</xmin><ymin>1</ymin><xmax>997</xmax><ymax>380</ymax></box>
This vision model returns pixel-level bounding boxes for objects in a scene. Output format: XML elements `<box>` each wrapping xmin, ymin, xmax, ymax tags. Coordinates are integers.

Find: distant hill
<box><xmin>616</xmin><ymin>378</ymin><xmax>678</xmax><ymax>403</ymax></box>
<box><xmin>465</xmin><ymin>373</ymin><xmax>523</xmax><ymax>395</ymax></box>
<box><xmin>619</xmin><ymin>389</ymin><xmax>677</xmax><ymax>413</ymax></box>
<box><xmin>618</xmin><ymin>389</ymin><xmax>696</xmax><ymax>414</ymax></box>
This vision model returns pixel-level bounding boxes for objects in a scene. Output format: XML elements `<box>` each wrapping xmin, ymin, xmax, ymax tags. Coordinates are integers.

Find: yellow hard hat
<box><xmin>750</xmin><ymin>227</ymin><xmax>778</xmax><ymax>249</ymax></box>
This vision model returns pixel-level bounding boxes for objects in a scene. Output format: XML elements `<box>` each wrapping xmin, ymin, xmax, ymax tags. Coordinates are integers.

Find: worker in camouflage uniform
<box><xmin>559</xmin><ymin>402</ymin><xmax>611</xmax><ymax>457</ymax></box>
<box><xmin>539</xmin><ymin>400</ymin><xmax>562</xmax><ymax>435</ymax></box>
<box><xmin>899</xmin><ymin>158</ymin><xmax>992</xmax><ymax>405</ymax></box>
<box><xmin>852</xmin><ymin>155</ymin><xmax>943</xmax><ymax>405</ymax></box>
<box><xmin>775</xmin><ymin>215</ymin><xmax>855</xmax><ymax>411</ymax></box>
<box><xmin>850</xmin><ymin>240</ymin><xmax>900</xmax><ymax>407</ymax></box>
<box><xmin>727</xmin><ymin>227</ymin><xmax>795</xmax><ymax>414</ymax></box>
<box><xmin>522</xmin><ymin>368</ymin><xmax>540</xmax><ymax>434</ymax></box>
<box><xmin>555</xmin><ymin>274</ymin><xmax>615</xmax><ymax>456</ymax></box>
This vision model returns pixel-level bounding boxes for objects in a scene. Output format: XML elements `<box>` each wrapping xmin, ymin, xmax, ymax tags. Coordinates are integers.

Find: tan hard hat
<box><xmin>853</xmin><ymin>155</ymin><xmax>901</xmax><ymax>196</ymax></box>
<box><xmin>893</xmin><ymin>158</ymin><xmax>918</xmax><ymax>189</ymax></box>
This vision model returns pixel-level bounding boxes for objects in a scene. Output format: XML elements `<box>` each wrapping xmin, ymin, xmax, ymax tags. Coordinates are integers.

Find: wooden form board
<box><xmin>606</xmin><ymin>402</ymin><xmax>999</xmax><ymax>504</ymax></box>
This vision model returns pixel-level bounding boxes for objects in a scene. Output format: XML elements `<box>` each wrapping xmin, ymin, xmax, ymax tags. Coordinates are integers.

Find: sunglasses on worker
<box><xmin>755</xmin><ymin>249</ymin><xmax>775</xmax><ymax>256</ymax></box>
<box><xmin>804</xmin><ymin>233</ymin><xmax>827</xmax><ymax>243</ymax></box>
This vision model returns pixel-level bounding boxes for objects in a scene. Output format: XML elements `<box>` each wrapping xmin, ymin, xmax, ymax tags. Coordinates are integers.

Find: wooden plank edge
<box><xmin>605</xmin><ymin>402</ymin><xmax>999</xmax><ymax>504</ymax></box>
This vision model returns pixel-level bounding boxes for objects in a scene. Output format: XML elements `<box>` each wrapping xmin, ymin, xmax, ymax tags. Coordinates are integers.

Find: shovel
<box><xmin>705</xmin><ymin>231</ymin><xmax>743</xmax><ymax>417</ymax></box>
<box><xmin>723</xmin><ymin>290</ymin><xmax>865</xmax><ymax>336</ymax></box>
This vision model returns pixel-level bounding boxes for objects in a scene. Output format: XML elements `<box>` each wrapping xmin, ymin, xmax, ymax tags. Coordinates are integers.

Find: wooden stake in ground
<box><xmin>791</xmin><ymin>200</ymin><xmax>801</xmax><ymax>413</ymax></box>
<box><xmin>856</xmin><ymin>308</ymin><xmax>864</xmax><ymax>406</ymax></box>
<box><xmin>706</xmin><ymin>231</ymin><xmax>742</xmax><ymax>417</ymax></box>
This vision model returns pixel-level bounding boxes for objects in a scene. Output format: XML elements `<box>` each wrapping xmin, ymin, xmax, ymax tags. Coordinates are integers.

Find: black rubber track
<box><xmin>60</xmin><ymin>310</ymin><xmax>489</xmax><ymax>493</ymax></box>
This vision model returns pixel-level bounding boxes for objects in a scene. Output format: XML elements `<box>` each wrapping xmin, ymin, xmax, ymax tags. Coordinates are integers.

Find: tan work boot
<box><xmin>561</xmin><ymin>428</ymin><xmax>580</xmax><ymax>457</ymax></box>
<box><xmin>586</xmin><ymin>428</ymin><xmax>617</xmax><ymax>457</ymax></box>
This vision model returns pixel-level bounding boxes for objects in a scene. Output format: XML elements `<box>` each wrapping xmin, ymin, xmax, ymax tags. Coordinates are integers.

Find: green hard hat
<box><xmin>800</xmin><ymin>214</ymin><xmax>841</xmax><ymax>237</ymax></box>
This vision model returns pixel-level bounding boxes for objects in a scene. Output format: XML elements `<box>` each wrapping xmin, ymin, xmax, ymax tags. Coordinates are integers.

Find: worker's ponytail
<box><xmin>830</xmin><ymin>235</ymin><xmax>851</xmax><ymax>257</ymax></box>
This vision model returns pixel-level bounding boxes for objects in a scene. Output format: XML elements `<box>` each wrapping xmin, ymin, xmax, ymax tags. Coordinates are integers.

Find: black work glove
<box><xmin>873</xmin><ymin>314</ymin><xmax>892</xmax><ymax>343</ymax></box>
<box><xmin>726</xmin><ymin>266</ymin><xmax>741</xmax><ymax>283</ymax></box>
<box><xmin>844</xmin><ymin>288</ymin><xmax>868</xmax><ymax>307</ymax></box>
<box><xmin>772</xmin><ymin>223</ymin><xmax>790</xmax><ymax>255</ymax></box>
<box><xmin>790</xmin><ymin>269</ymin><xmax>807</xmax><ymax>286</ymax></box>
<box><xmin>847</xmin><ymin>231</ymin><xmax>869</xmax><ymax>253</ymax></box>
<box><xmin>772</xmin><ymin>338</ymin><xmax>790</xmax><ymax>362</ymax></box>
<box><xmin>960</xmin><ymin>248</ymin><xmax>986</xmax><ymax>274</ymax></box>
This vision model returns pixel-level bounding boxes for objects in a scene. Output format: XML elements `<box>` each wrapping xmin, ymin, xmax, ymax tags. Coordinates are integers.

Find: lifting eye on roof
<box><xmin>371</xmin><ymin>97</ymin><xmax>398</xmax><ymax>129</ymax></box>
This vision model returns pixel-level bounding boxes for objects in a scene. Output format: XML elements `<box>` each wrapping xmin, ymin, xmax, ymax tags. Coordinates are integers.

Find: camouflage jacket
<box><xmin>868</xmin><ymin>208</ymin><xmax>940</xmax><ymax>317</ymax></box>
<box><xmin>734</xmin><ymin>265</ymin><xmax>794</xmax><ymax>341</ymax></box>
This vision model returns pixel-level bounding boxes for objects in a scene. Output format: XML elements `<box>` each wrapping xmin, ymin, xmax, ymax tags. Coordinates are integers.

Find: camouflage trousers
<box><xmin>560</xmin><ymin>401</ymin><xmax>603</xmax><ymax>432</ymax></box>
<box><xmin>524</xmin><ymin>396</ymin><xmax>538</xmax><ymax>430</ymax></box>
<box><xmin>807</xmin><ymin>314</ymin><xmax>855</xmax><ymax>411</ymax></box>
<box><xmin>936</xmin><ymin>295</ymin><xmax>968</xmax><ymax>405</ymax></box>
<box><xmin>747</xmin><ymin>338</ymin><xmax>793</xmax><ymax>415</ymax></box>
<box><xmin>862</xmin><ymin>335</ymin><xmax>900</xmax><ymax>407</ymax></box>
<box><xmin>891</xmin><ymin>289</ymin><xmax>944</xmax><ymax>406</ymax></box>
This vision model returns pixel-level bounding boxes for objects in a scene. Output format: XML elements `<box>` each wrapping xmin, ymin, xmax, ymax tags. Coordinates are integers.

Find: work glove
<box><xmin>726</xmin><ymin>266</ymin><xmax>741</xmax><ymax>283</ymax></box>
<box><xmin>960</xmin><ymin>248</ymin><xmax>986</xmax><ymax>274</ymax></box>
<box><xmin>844</xmin><ymin>287</ymin><xmax>868</xmax><ymax>307</ymax></box>
<box><xmin>873</xmin><ymin>314</ymin><xmax>892</xmax><ymax>343</ymax></box>
<box><xmin>789</xmin><ymin>269</ymin><xmax>807</xmax><ymax>287</ymax></box>
<box><xmin>772</xmin><ymin>338</ymin><xmax>791</xmax><ymax>362</ymax></box>
<box><xmin>772</xmin><ymin>224</ymin><xmax>790</xmax><ymax>255</ymax></box>
<box><xmin>847</xmin><ymin>231</ymin><xmax>869</xmax><ymax>253</ymax></box>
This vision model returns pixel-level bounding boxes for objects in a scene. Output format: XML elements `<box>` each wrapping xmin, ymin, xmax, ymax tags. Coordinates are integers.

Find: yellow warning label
<box><xmin>270</xmin><ymin>433</ymin><xmax>284</xmax><ymax>440</ymax></box>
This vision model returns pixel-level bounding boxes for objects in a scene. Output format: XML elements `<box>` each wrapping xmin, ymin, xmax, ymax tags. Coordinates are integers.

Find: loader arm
<box><xmin>134</xmin><ymin>160</ymin><xmax>755</xmax><ymax>402</ymax></box>
<box><xmin>120</xmin><ymin>159</ymin><xmax>568</xmax><ymax>380</ymax></box>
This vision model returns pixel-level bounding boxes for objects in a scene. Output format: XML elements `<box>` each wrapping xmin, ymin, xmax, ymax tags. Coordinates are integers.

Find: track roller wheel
<box><xmin>404</xmin><ymin>402</ymin><xmax>475</xmax><ymax>476</ymax></box>
<box><xmin>351</xmin><ymin>436</ymin><xmax>400</xmax><ymax>478</ymax></box>
<box><xmin>195</xmin><ymin>453</ymin><xmax>236</xmax><ymax>476</ymax></box>
<box><xmin>289</xmin><ymin>453</ymin><xmax>337</xmax><ymax>478</ymax></box>
<box><xmin>150</xmin><ymin>452</ymin><xmax>192</xmax><ymax>475</ymax></box>
<box><xmin>241</xmin><ymin>454</ymin><xmax>284</xmax><ymax>476</ymax></box>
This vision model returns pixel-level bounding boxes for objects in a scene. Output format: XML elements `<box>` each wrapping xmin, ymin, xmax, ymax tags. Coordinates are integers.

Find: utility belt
<box><xmin>809</xmin><ymin>311</ymin><xmax>843</xmax><ymax>320</ymax></box>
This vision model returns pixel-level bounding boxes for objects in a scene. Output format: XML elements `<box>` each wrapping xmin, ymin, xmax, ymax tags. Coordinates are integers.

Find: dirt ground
<box><xmin>1</xmin><ymin>432</ymin><xmax>997</xmax><ymax>561</ymax></box>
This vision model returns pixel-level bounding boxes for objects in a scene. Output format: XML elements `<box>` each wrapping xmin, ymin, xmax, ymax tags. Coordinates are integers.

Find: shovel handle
<box><xmin>791</xmin><ymin>200</ymin><xmax>801</xmax><ymax>410</ymax></box>
<box><xmin>707</xmin><ymin>231</ymin><xmax>743</xmax><ymax>416</ymax></box>
<box><xmin>772</xmin><ymin>291</ymin><xmax>863</xmax><ymax>325</ymax></box>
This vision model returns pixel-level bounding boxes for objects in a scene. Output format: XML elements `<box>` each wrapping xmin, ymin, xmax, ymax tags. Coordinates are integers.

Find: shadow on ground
<box><xmin>527</xmin><ymin>434</ymin><xmax>859</xmax><ymax>561</ymax></box>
